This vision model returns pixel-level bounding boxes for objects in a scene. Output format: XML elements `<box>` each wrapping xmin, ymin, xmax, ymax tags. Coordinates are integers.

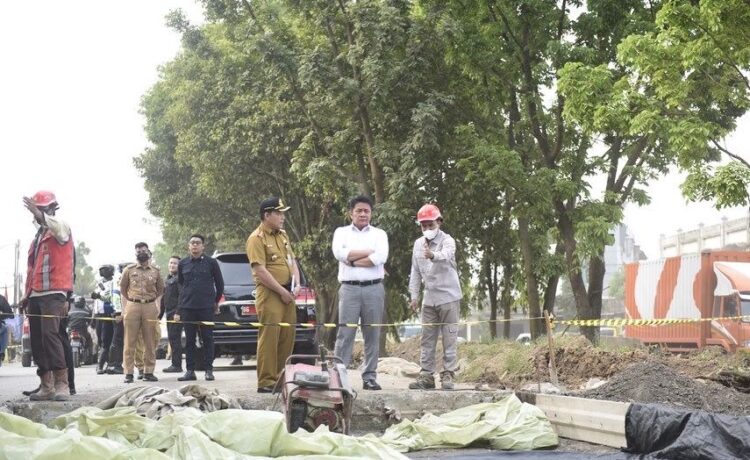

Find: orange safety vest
<box><xmin>26</xmin><ymin>229</ymin><xmax>75</xmax><ymax>295</ymax></box>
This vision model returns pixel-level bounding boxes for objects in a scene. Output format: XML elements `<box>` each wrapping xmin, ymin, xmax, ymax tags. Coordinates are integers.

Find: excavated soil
<box><xmin>582</xmin><ymin>360</ymin><xmax>750</xmax><ymax>416</ymax></box>
<box><xmin>367</xmin><ymin>335</ymin><xmax>750</xmax><ymax>416</ymax></box>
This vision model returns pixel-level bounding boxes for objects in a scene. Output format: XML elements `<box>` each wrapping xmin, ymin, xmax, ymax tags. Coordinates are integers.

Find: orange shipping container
<box><xmin>624</xmin><ymin>251</ymin><xmax>750</xmax><ymax>352</ymax></box>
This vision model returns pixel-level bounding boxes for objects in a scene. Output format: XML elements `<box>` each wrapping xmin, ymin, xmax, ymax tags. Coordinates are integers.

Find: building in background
<box><xmin>660</xmin><ymin>213</ymin><xmax>750</xmax><ymax>257</ymax></box>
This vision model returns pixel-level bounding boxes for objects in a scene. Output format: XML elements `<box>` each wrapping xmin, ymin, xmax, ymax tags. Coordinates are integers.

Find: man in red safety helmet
<box><xmin>21</xmin><ymin>191</ymin><xmax>75</xmax><ymax>401</ymax></box>
<box><xmin>408</xmin><ymin>204</ymin><xmax>462</xmax><ymax>390</ymax></box>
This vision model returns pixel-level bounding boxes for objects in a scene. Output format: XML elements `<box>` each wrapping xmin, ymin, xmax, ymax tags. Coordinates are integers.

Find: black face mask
<box><xmin>136</xmin><ymin>252</ymin><xmax>150</xmax><ymax>263</ymax></box>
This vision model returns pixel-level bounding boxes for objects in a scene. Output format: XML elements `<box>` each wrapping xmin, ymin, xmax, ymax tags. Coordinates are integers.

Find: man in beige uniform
<box><xmin>247</xmin><ymin>197</ymin><xmax>300</xmax><ymax>393</ymax></box>
<box><xmin>120</xmin><ymin>242</ymin><xmax>164</xmax><ymax>383</ymax></box>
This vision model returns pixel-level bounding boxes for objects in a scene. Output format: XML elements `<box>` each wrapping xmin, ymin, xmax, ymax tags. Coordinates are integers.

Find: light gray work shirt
<box><xmin>408</xmin><ymin>230</ymin><xmax>462</xmax><ymax>306</ymax></box>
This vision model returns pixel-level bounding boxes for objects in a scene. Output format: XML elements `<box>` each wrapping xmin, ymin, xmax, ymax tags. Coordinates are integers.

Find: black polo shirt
<box><xmin>177</xmin><ymin>255</ymin><xmax>224</xmax><ymax>312</ymax></box>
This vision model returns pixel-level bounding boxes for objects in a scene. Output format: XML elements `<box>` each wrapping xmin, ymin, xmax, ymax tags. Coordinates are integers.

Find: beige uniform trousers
<box><xmin>256</xmin><ymin>285</ymin><xmax>296</xmax><ymax>388</ymax></box>
<box><xmin>123</xmin><ymin>301</ymin><xmax>158</xmax><ymax>374</ymax></box>
<box><xmin>135</xmin><ymin>320</ymin><xmax>161</xmax><ymax>371</ymax></box>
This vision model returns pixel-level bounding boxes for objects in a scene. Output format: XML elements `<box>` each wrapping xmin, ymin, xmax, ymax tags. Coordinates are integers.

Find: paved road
<box><xmin>0</xmin><ymin>359</ymin><xmax>618</xmax><ymax>458</ymax></box>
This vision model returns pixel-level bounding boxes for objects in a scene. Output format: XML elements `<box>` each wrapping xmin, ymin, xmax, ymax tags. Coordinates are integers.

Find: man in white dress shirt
<box><xmin>332</xmin><ymin>195</ymin><xmax>389</xmax><ymax>390</ymax></box>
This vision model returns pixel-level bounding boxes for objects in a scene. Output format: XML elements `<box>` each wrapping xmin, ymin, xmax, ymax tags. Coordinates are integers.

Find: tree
<box><xmin>73</xmin><ymin>242</ymin><xmax>96</xmax><ymax>296</ymax></box>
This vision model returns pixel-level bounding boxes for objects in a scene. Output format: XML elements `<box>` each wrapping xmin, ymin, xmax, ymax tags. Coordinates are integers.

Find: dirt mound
<box><xmin>532</xmin><ymin>336</ymin><xmax>648</xmax><ymax>387</ymax></box>
<box><xmin>582</xmin><ymin>360</ymin><xmax>750</xmax><ymax>416</ymax></box>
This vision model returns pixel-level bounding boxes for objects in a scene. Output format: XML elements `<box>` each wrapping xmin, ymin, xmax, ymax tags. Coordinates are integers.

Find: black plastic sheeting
<box><xmin>624</xmin><ymin>403</ymin><xmax>750</xmax><ymax>459</ymax></box>
<box><xmin>419</xmin><ymin>403</ymin><xmax>750</xmax><ymax>460</ymax></box>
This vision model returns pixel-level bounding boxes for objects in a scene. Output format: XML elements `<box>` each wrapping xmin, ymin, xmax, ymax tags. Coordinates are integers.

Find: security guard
<box><xmin>120</xmin><ymin>242</ymin><xmax>165</xmax><ymax>383</ymax></box>
<box><xmin>247</xmin><ymin>197</ymin><xmax>301</xmax><ymax>393</ymax></box>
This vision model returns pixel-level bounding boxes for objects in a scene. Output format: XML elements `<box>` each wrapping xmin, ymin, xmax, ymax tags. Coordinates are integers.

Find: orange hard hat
<box><xmin>32</xmin><ymin>190</ymin><xmax>58</xmax><ymax>207</ymax></box>
<box><xmin>417</xmin><ymin>204</ymin><xmax>442</xmax><ymax>222</ymax></box>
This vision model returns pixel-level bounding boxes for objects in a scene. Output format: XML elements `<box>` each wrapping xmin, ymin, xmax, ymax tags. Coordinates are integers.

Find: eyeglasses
<box><xmin>189</xmin><ymin>240</ymin><xmax>204</xmax><ymax>245</ymax></box>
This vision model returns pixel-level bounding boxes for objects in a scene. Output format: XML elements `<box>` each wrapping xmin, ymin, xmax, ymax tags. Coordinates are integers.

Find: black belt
<box><xmin>341</xmin><ymin>279</ymin><xmax>382</xmax><ymax>286</ymax></box>
<box><xmin>132</xmin><ymin>298</ymin><xmax>156</xmax><ymax>304</ymax></box>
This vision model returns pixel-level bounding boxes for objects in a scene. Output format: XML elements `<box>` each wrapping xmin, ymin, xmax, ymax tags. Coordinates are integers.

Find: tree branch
<box><xmin>712</xmin><ymin>139</ymin><xmax>750</xmax><ymax>169</ymax></box>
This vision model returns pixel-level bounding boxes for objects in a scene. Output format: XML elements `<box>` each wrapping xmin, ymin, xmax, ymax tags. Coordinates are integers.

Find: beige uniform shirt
<box><xmin>246</xmin><ymin>222</ymin><xmax>295</xmax><ymax>287</ymax></box>
<box><xmin>120</xmin><ymin>263</ymin><xmax>165</xmax><ymax>302</ymax></box>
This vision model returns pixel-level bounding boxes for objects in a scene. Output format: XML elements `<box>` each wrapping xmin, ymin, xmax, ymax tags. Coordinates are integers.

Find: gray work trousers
<box><xmin>420</xmin><ymin>300</ymin><xmax>460</xmax><ymax>375</ymax></box>
<box><xmin>334</xmin><ymin>282</ymin><xmax>385</xmax><ymax>382</ymax></box>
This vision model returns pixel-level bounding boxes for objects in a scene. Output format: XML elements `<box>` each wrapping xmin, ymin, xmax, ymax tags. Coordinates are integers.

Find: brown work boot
<box><xmin>408</xmin><ymin>373</ymin><xmax>435</xmax><ymax>390</ymax></box>
<box><xmin>29</xmin><ymin>371</ymin><xmax>56</xmax><ymax>401</ymax></box>
<box><xmin>52</xmin><ymin>369</ymin><xmax>69</xmax><ymax>401</ymax></box>
<box><xmin>440</xmin><ymin>372</ymin><xmax>455</xmax><ymax>390</ymax></box>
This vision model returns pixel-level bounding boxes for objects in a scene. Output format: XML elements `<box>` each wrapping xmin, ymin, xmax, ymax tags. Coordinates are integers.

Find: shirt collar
<box><xmin>260</xmin><ymin>222</ymin><xmax>281</xmax><ymax>235</ymax></box>
<box><xmin>350</xmin><ymin>223</ymin><xmax>371</xmax><ymax>232</ymax></box>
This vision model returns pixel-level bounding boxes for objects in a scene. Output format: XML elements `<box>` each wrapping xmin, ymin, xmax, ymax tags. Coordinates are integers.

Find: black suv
<box><xmin>210</xmin><ymin>252</ymin><xmax>318</xmax><ymax>358</ymax></box>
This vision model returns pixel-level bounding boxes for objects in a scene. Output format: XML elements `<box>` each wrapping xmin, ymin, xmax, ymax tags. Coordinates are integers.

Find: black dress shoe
<box><xmin>205</xmin><ymin>370</ymin><xmax>215</xmax><ymax>381</ymax></box>
<box><xmin>178</xmin><ymin>371</ymin><xmax>197</xmax><ymax>381</ymax></box>
<box><xmin>163</xmin><ymin>365</ymin><xmax>183</xmax><ymax>373</ymax></box>
<box><xmin>363</xmin><ymin>380</ymin><xmax>382</xmax><ymax>391</ymax></box>
<box><xmin>257</xmin><ymin>386</ymin><xmax>274</xmax><ymax>393</ymax></box>
<box><xmin>143</xmin><ymin>373</ymin><xmax>158</xmax><ymax>382</ymax></box>
<box><xmin>124</xmin><ymin>374</ymin><xmax>134</xmax><ymax>383</ymax></box>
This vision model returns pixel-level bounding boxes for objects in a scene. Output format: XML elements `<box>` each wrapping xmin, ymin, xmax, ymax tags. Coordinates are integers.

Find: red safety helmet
<box><xmin>417</xmin><ymin>204</ymin><xmax>442</xmax><ymax>222</ymax></box>
<box><xmin>32</xmin><ymin>190</ymin><xmax>58</xmax><ymax>207</ymax></box>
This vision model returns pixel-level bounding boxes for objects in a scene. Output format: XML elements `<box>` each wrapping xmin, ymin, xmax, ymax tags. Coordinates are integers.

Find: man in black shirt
<box><xmin>160</xmin><ymin>256</ymin><xmax>183</xmax><ymax>373</ymax></box>
<box><xmin>176</xmin><ymin>234</ymin><xmax>224</xmax><ymax>381</ymax></box>
<box><xmin>0</xmin><ymin>294</ymin><xmax>12</xmax><ymax>366</ymax></box>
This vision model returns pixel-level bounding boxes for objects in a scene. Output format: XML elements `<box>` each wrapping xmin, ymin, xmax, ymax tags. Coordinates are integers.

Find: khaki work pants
<box><xmin>419</xmin><ymin>300</ymin><xmax>460</xmax><ymax>375</ymax></box>
<box><xmin>256</xmin><ymin>286</ymin><xmax>296</xmax><ymax>388</ymax></box>
<box><xmin>123</xmin><ymin>301</ymin><xmax>158</xmax><ymax>374</ymax></box>
<box><xmin>135</xmin><ymin>320</ymin><xmax>161</xmax><ymax>371</ymax></box>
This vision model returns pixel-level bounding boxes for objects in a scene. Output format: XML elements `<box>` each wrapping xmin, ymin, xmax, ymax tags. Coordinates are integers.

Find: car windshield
<box><xmin>216</xmin><ymin>254</ymin><xmax>254</xmax><ymax>286</ymax></box>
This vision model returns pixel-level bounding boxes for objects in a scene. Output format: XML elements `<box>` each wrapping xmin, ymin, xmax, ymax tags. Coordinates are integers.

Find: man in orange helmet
<box><xmin>21</xmin><ymin>191</ymin><xmax>75</xmax><ymax>401</ymax></box>
<box><xmin>408</xmin><ymin>204</ymin><xmax>462</xmax><ymax>390</ymax></box>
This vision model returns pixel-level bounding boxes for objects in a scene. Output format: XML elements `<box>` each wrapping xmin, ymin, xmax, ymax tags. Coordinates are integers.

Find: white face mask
<box><xmin>422</xmin><ymin>229</ymin><xmax>438</xmax><ymax>240</ymax></box>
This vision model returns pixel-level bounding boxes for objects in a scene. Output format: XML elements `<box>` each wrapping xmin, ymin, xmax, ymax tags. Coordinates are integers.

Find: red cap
<box><xmin>417</xmin><ymin>204</ymin><xmax>442</xmax><ymax>222</ymax></box>
<box><xmin>32</xmin><ymin>190</ymin><xmax>57</xmax><ymax>207</ymax></box>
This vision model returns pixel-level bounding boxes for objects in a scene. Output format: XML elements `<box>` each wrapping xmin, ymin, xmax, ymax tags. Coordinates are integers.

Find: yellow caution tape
<box><xmin>19</xmin><ymin>311</ymin><xmax>750</xmax><ymax>329</ymax></box>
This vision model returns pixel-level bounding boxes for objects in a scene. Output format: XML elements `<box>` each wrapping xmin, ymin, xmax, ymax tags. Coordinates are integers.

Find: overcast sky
<box><xmin>0</xmin><ymin>2</ymin><xmax>747</xmax><ymax>299</ymax></box>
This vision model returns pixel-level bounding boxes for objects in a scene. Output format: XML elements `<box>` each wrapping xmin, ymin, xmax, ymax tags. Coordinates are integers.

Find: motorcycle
<box><xmin>69</xmin><ymin>328</ymin><xmax>91</xmax><ymax>368</ymax></box>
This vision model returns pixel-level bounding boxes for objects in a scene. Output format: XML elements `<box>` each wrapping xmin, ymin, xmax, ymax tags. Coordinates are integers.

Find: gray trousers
<box><xmin>420</xmin><ymin>300</ymin><xmax>459</xmax><ymax>375</ymax></box>
<box><xmin>334</xmin><ymin>282</ymin><xmax>385</xmax><ymax>382</ymax></box>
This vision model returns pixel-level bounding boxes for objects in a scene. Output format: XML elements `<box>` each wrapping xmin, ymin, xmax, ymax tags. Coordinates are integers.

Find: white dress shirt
<box><xmin>332</xmin><ymin>224</ymin><xmax>389</xmax><ymax>282</ymax></box>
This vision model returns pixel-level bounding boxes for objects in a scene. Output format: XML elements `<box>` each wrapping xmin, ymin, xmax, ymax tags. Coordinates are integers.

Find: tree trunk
<box><xmin>556</xmin><ymin>207</ymin><xmax>594</xmax><ymax>342</ymax></box>
<box><xmin>501</xmin><ymin>257</ymin><xmax>514</xmax><ymax>339</ymax></box>
<box><xmin>518</xmin><ymin>216</ymin><xmax>543</xmax><ymax>338</ymax></box>
<box><xmin>587</xmin><ymin>253</ymin><xmax>606</xmax><ymax>345</ymax></box>
<box><xmin>483</xmin><ymin>252</ymin><xmax>500</xmax><ymax>339</ymax></box>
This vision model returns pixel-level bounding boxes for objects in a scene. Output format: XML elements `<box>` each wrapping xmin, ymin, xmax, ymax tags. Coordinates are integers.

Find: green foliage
<box><xmin>73</xmin><ymin>242</ymin><xmax>96</xmax><ymax>296</ymax></box>
<box><xmin>682</xmin><ymin>162</ymin><xmax>750</xmax><ymax>209</ymax></box>
<box><xmin>608</xmin><ymin>267</ymin><xmax>625</xmax><ymax>301</ymax></box>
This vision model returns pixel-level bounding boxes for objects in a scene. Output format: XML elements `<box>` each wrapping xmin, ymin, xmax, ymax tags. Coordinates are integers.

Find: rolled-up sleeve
<box><xmin>331</xmin><ymin>227</ymin><xmax>349</xmax><ymax>262</ymax></box>
<box><xmin>431</xmin><ymin>234</ymin><xmax>456</xmax><ymax>263</ymax></box>
<box><xmin>44</xmin><ymin>215</ymin><xmax>71</xmax><ymax>244</ymax></box>
<box><xmin>367</xmin><ymin>228</ymin><xmax>389</xmax><ymax>266</ymax></box>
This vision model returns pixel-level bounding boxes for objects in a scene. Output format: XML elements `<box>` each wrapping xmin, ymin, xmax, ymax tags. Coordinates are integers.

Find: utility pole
<box><xmin>13</xmin><ymin>239</ymin><xmax>20</xmax><ymax>304</ymax></box>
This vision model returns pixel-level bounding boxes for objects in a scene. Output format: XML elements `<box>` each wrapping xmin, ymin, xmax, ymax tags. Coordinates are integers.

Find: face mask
<box><xmin>422</xmin><ymin>229</ymin><xmax>438</xmax><ymax>240</ymax></box>
<box><xmin>136</xmin><ymin>252</ymin><xmax>150</xmax><ymax>262</ymax></box>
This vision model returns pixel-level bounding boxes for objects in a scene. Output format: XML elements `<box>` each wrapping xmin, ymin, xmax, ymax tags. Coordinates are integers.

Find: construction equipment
<box><xmin>278</xmin><ymin>346</ymin><xmax>356</xmax><ymax>434</ymax></box>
